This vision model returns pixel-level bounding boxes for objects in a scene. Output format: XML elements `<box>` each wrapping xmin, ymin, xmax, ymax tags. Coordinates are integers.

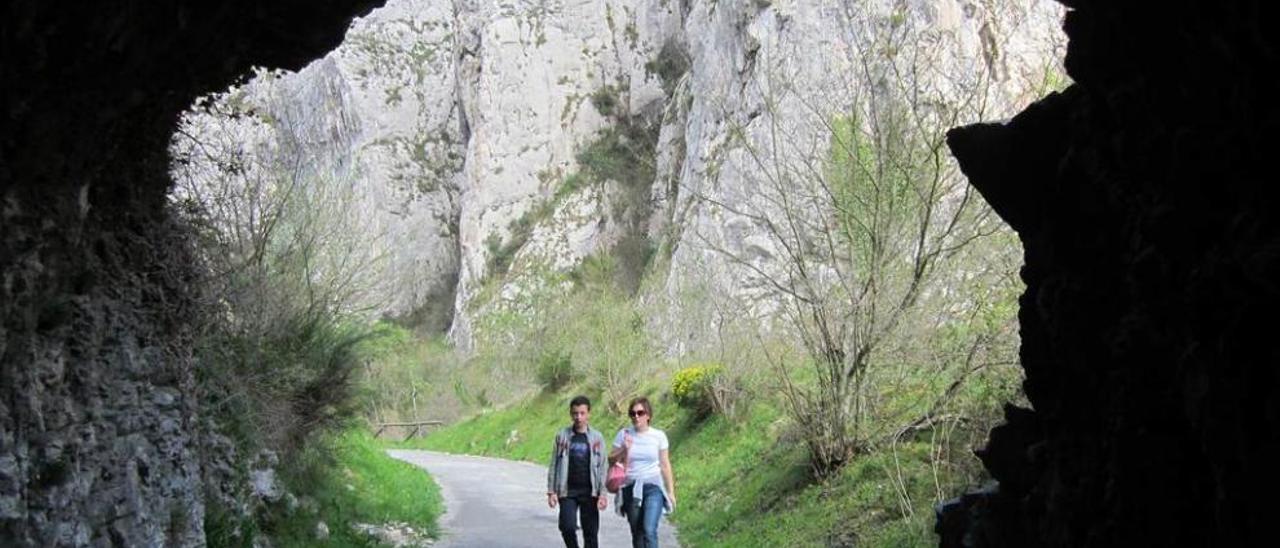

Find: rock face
<box><xmin>650</xmin><ymin>0</ymin><xmax>1065</xmax><ymax>353</ymax></box>
<box><xmin>174</xmin><ymin>0</ymin><xmax>464</xmax><ymax>331</ymax></box>
<box><xmin>194</xmin><ymin>0</ymin><xmax>1065</xmax><ymax>352</ymax></box>
<box><xmin>446</xmin><ymin>0</ymin><xmax>681</xmax><ymax>346</ymax></box>
<box><xmin>0</xmin><ymin>1</ymin><xmax>384</xmax><ymax>545</ymax></box>
<box><xmin>445</xmin><ymin>0</ymin><xmax>1066</xmax><ymax>352</ymax></box>
<box><xmin>938</xmin><ymin>1</ymin><xmax>1279</xmax><ymax>546</ymax></box>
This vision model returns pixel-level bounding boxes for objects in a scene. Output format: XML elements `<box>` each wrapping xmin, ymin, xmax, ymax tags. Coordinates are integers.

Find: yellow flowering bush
<box><xmin>671</xmin><ymin>363</ymin><xmax>724</xmax><ymax>414</ymax></box>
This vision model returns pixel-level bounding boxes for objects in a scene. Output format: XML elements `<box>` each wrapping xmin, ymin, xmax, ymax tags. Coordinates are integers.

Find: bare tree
<box><xmin>170</xmin><ymin>74</ymin><xmax>392</xmax><ymax>452</ymax></box>
<box><xmin>691</xmin><ymin>4</ymin><xmax>1053</xmax><ymax>477</ymax></box>
<box><xmin>172</xmin><ymin>73</ymin><xmax>391</xmax><ymax>331</ymax></box>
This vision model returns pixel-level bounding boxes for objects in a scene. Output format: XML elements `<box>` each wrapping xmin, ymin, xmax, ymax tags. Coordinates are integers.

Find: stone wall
<box><xmin>0</xmin><ymin>2</ymin><xmax>384</xmax><ymax>545</ymax></box>
<box><xmin>939</xmin><ymin>0</ymin><xmax>1278</xmax><ymax>545</ymax></box>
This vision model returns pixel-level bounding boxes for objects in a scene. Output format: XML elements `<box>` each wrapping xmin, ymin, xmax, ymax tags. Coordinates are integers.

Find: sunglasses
<box><xmin>628</xmin><ymin>409</ymin><xmax>648</xmax><ymax>418</ymax></box>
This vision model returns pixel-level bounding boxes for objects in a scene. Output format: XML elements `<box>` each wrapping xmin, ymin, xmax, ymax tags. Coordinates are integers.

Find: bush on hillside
<box><xmin>672</xmin><ymin>364</ymin><xmax>719</xmax><ymax>412</ymax></box>
<box><xmin>672</xmin><ymin>363</ymin><xmax>742</xmax><ymax>419</ymax></box>
<box><xmin>535</xmin><ymin>349</ymin><xmax>575</xmax><ymax>391</ymax></box>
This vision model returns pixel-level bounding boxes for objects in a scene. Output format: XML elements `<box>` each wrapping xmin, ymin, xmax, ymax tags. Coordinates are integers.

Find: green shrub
<box><xmin>545</xmin><ymin>288</ymin><xmax>652</xmax><ymax>412</ymax></box>
<box><xmin>590</xmin><ymin>85</ymin><xmax>619</xmax><ymax>117</ymax></box>
<box><xmin>485</xmin><ymin>215</ymin><xmax>535</xmax><ymax>277</ymax></box>
<box><xmin>203</xmin><ymin>497</ymin><xmax>258</xmax><ymax>548</ymax></box>
<box><xmin>577</xmin><ymin>123</ymin><xmax>658</xmax><ymax>192</ymax></box>
<box><xmin>535</xmin><ymin>349</ymin><xmax>575</xmax><ymax>391</ymax></box>
<box><xmin>553</xmin><ymin>172</ymin><xmax>587</xmax><ymax>201</ymax></box>
<box><xmin>355</xmin><ymin>324</ymin><xmax>471</xmax><ymax>426</ymax></box>
<box><xmin>568</xmin><ymin>253</ymin><xmax>618</xmax><ymax>290</ymax></box>
<box><xmin>198</xmin><ymin>316</ymin><xmax>372</xmax><ymax>457</ymax></box>
<box><xmin>672</xmin><ymin>363</ymin><xmax>725</xmax><ymax>416</ymax></box>
<box><xmin>485</xmin><ymin>232</ymin><xmax>513</xmax><ymax>275</ymax></box>
<box><xmin>644</xmin><ymin>40</ymin><xmax>690</xmax><ymax>95</ymax></box>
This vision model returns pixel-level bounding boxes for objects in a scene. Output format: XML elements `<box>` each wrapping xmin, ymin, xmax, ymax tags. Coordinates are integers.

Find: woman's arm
<box><xmin>659</xmin><ymin>449</ymin><xmax>675</xmax><ymax>504</ymax></box>
<box><xmin>608</xmin><ymin>430</ymin><xmax>631</xmax><ymax>465</ymax></box>
<box><xmin>608</xmin><ymin>443</ymin><xmax>627</xmax><ymax>465</ymax></box>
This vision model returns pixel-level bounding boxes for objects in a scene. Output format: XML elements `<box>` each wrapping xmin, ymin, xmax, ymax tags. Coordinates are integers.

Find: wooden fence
<box><xmin>373</xmin><ymin>420</ymin><xmax>443</xmax><ymax>441</ymax></box>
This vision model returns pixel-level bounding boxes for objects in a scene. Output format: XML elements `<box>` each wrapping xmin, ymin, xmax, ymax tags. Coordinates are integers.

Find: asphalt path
<box><xmin>388</xmin><ymin>450</ymin><xmax>680</xmax><ymax>548</ymax></box>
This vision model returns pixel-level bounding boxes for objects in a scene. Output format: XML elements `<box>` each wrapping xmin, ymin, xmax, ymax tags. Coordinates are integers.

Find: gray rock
<box><xmin>298</xmin><ymin>495</ymin><xmax>320</xmax><ymax>514</ymax></box>
<box><xmin>249</xmin><ymin>468</ymin><xmax>283</xmax><ymax>501</ymax></box>
<box><xmin>353</xmin><ymin>521</ymin><xmax>434</xmax><ymax>548</ymax></box>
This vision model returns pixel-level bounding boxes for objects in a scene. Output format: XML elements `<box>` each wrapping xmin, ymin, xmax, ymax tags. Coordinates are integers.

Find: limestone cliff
<box><xmin>174</xmin><ymin>0</ymin><xmax>464</xmax><ymax>331</ymax></box>
<box><xmin>179</xmin><ymin>0</ymin><xmax>1065</xmax><ymax>353</ymax></box>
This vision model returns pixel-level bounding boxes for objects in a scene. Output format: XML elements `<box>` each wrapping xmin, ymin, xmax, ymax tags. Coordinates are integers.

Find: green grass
<box><xmin>265</xmin><ymin>429</ymin><xmax>444</xmax><ymax>547</ymax></box>
<box><xmin>397</xmin><ymin>388</ymin><xmax>960</xmax><ymax>547</ymax></box>
<box><xmin>403</xmin><ymin>391</ymin><xmax>588</xmax><ymax>462</ymax></box>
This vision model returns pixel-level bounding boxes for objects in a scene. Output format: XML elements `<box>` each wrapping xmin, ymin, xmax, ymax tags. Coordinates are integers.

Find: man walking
<box><xmin>547</xmin><ymin>395</ymin><xmax>610</xmax><ymax>548</ymax></box>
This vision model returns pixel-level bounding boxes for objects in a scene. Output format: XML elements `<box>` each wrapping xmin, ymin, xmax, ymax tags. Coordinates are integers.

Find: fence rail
<box><xmin>373</xmin><ymin>420</ymin><xmax>443</xmax><ymax>441</ymax></box>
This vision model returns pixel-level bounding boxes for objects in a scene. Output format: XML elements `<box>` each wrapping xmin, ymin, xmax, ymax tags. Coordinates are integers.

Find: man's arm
<box><xmin>547</xmin><ymin>431</ymin><xmax>560</xmax><ymax>508</ymax></box>
<box><xmin>596</xmin><ymin>432</ymin><xmax>610</xmax><ymax>509</ymax></box>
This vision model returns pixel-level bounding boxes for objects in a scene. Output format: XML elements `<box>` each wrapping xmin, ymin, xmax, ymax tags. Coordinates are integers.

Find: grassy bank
<box><xmin>252</xmin><ymin>429</ymin><xmax>444</xmax><ymax>547</ymax></box>
<box><xmin>397</xmin><ymin>389</ymin><xmax>963</xmax><ymax>547</ymax></box>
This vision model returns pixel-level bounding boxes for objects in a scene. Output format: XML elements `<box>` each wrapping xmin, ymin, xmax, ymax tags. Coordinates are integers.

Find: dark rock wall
<box><xmin>941</xmin><ymin>1</ymin><xmax>1278</xmax><ymax>546</ymax></box>
<box><xmin>1</xmin><ymin>1</ymin><xmax>383</xmax><ymax>545</ymax></box>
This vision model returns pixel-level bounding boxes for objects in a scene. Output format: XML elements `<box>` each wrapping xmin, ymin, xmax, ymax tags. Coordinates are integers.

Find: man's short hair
<box><xmin>569</xmin><ymin>395</ymin><xmax>591</xmax><ymax>410</ymax></box>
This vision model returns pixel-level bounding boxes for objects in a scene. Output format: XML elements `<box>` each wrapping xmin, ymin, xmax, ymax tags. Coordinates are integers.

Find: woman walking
<box><xmin>609</xmin><ymin>397</ymin><xmax>675</xmax><ymax>548</ymax></box>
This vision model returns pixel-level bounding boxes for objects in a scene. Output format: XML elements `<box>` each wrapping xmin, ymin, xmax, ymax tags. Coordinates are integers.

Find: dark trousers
<box><xmin>558</xmin><ymin>494</ymin><xmax>600</xmax><ymax>548</ymax></box>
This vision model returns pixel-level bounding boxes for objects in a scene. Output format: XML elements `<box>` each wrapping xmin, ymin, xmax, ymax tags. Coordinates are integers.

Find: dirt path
<box><xmin>388</xmin><ymin>450</ymin><xmax>680</xmax><ymax>547</ymax></box>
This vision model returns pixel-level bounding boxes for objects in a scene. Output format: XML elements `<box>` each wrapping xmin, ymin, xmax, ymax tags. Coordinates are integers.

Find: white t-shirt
<box><xmin>613</xmin><ymin>427</ymin><xmax>669</xmax><ymax>484</ymax></box>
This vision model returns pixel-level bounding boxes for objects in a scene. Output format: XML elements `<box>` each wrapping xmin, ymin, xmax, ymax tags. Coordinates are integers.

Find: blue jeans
<box><xmin>622</xmin><ymin>483</ymin><xmax>663</xmax><ymax>548</ymax></box>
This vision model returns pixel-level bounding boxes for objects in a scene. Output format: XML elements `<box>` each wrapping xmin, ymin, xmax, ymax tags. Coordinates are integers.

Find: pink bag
<box><xmin>606</xmin><ymin>430</ymin><xmax>630</xmax><ymax>493</ymax></box>
<box><xmin>606</xmin><ymin>462</ymin><xmax>627</xmax><ymax>493</ymax></box>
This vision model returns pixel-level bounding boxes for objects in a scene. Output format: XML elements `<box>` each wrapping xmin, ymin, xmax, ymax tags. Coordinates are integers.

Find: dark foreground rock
<box><xmin>939</xmin><ymin>1</ymin><xmax>1279</xmax><ymax>546</ymax></box>
<box><xmin>1</xmin><ymin>2</ymin><xmax>384</xmax><ymax>545</ymax></box>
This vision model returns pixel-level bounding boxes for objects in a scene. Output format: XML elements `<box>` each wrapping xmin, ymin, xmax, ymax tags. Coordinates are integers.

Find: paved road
<box><xmin>388</xmin><ymin>450</ymin><xmax>680</xmax><ymax>548</ymax></box>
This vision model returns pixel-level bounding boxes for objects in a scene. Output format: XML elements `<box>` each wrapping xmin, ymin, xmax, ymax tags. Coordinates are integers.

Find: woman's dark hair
<box><xmin>570</xmin><ymin>395</ymin><xmax>592</xmax><ymax>410</ymax></box>
<box><xmin>628</xmin><ymin>396</ymin><xmax>652</xmax><ymax>418</ymax></box>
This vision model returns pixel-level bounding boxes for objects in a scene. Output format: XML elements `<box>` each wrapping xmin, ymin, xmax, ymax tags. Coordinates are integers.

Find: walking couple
<box><xmin>546</xmin><ymin>395</ymin><xmax>676</xmax><ymax>548</ymax></box>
